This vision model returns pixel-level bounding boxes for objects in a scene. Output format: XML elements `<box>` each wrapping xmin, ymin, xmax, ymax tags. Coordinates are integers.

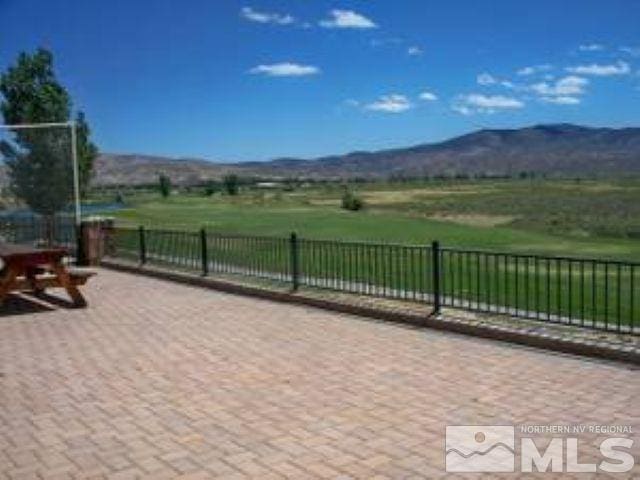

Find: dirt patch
<box><xmin>428</xmin><ymin>213</ymin><xmax>516</xmax><ymax>227</ymax></box>
<box><xmin>360</xmin><ymin>188</ymin><xmax>482</xmax><ymax>205</ymax></box>
<box><xmin>554</xmin><ymin>183</ymin><xmax>628</xmax><ymax>193</ymax></box>
<box><xmin>308</xmin><ymin>198</ymin><xmax>341</xmax><ymax>206</ymax></box>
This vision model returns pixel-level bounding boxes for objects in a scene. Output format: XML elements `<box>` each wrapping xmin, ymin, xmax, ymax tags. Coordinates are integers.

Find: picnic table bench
<box><xmin>0</xmin><ymin>243</ymin><xmax>95</xmax><ymax>307</ymax></box>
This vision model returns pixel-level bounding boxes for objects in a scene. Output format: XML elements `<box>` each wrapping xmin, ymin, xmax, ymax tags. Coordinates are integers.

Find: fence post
<box><xmin>431</xmin><ymin>241</ymin><xmax>441</xmax><ymax>315</ymax></box>
<box><xmin>290</xmin><ymin>232</ymin><xmax>299</xmax><ymax>291</ymax></box>
<box><xmin>139</xmin><ymin>226</ymin><xmax>147</xmax><ymax>265</ymax></box>
<box><xmin>76</xmin><ymin>222</ymin><xmax>87</xmax><ymax>266</ymax></box>
<box><xmin>200</xmin><ymin>228</ymin><xmax>208</xmax><ymax>276</ymax></box>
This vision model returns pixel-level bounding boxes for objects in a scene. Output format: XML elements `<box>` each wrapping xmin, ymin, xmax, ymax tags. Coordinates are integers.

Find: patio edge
<box><xmin>100</xmin><ymin>260</ymin><xmax>640</xmax><ymax>367</ymax></box>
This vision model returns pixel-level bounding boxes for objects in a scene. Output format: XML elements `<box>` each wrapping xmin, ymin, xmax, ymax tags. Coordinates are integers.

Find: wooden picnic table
<box><xmin>0</xmin><ymin>242</ymin><xmax>93</xmax><ymax>307</ymax></box>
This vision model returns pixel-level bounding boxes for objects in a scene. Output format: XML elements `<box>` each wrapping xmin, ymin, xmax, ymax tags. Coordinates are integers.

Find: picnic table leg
<box><xmin>26</xmin><ymin>267</ymin><xmax>45</xmax><ymax>296</ymax></box>
<box><xmin>51</xmin><ymin>263</ymin><xmax>87</xmax><ymax>307</ymax></box>
<box><xmin>0</xmin><ymin>265</ymin><xmax>19</xmax><ymax>305</ymax></box>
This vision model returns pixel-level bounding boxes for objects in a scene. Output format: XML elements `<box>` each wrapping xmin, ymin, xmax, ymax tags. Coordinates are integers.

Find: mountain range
<box><xmin>93</xmin><ymin>123</ymin><xmax>640</xmax><ymax>185</ymax></box>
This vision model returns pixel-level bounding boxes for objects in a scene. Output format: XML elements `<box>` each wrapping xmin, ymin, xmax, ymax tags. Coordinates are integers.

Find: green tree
<box><xmin>204</xmin><ymin>180</ymin><xmax>217</xmax><ymax>196</ymax></box>
<box><xmin>0</xmin><ymin>48</ymin><xmax>98</xmax><ymax>219</ymax></box>
<box><xmin>341</xmin><ymin>188</ymin><xmax>364</xmax><ymax>211</ymax></box>
<box><xmin>158</xmin><ymin>173</ymin><xmax>171</xmax><ymax>198</ymax></box>
<box><xmin>75</xmin><ymin>111</ymin><xmax>98</xmax><ymax>197</ymax></box>
<box><xmin>223</xmin><ymin>174</ymin><xmax>239</xmax><ymax>195</ymax></box>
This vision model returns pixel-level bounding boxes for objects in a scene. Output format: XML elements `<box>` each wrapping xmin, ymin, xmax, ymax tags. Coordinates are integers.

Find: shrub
<box><xmin>282</xmin><ymin>178</ymin><xmax>298</xmax><ymax>192</ymax></box>
<box><xmin>204</xmin><ymin>181</ymin><xmax>217</xmax><ymax>196</ymax></box>
<box><xmin>158</xmin><ymin>174</ymin><xmax>171</xmax><ymax>198</ymax></box>
<box><xmin>341</xmin><ymin>190</ymin><xmax>364</xmax><ymax>211</ymax></box>
<box><xmin>223</xmin><ymin>174</ymin><xmax>239</xmax><ymax>195</ymax></box>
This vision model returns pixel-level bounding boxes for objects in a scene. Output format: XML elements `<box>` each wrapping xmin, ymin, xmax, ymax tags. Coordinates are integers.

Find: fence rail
<box><xmin>105</xmin><ymin>226</ymin><xmax>639</xmax><ymax>335</ymax></box>
<box><xmin>439</xmin><ymin>248</ymin><xmax>638</xmax><ymax>332</ymax></box>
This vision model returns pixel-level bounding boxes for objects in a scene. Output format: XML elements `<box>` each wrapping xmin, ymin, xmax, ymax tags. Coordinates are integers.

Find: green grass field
<box><xmin>101</xmin><ymin>179</ymin><xmax>640</xmax><ymax>329</ymax></box>
<box><xmin>104</xmin><ymin>178</ymin><xmax>640</xmax><ymax>261</ymax></box>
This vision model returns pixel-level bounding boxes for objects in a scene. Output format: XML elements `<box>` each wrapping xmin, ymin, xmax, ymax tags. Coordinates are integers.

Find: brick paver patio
<box><xmin>0</xmin><ymin>269</ymin><xmax>638</xmax><ymax>479</ymax></box>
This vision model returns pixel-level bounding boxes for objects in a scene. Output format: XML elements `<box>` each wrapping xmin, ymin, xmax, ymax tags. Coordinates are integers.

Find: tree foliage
<box><xmin>341</xmin><ymin>189</ymin><xmax>364</xmax><ymax>211</ymax></box>
<box><xmin>0</xmin><ymin>48</ymin><xmax>98</xmax><ymax>215</ymax></box>
<box><xmin>204</xmin><ymin>180</ymin><xmax>218</xmax><ymax>196</ymax></box>
<box><xmin>158</xmin><ymin>173</ymin><xmax>171</xmax><ymax>198</ymax></box>
<box><xmin>75</xmin><ymin>111</ymin><xmax>98</xmax><ymax>196</ymax></box>
<box><xmin>223</xmin><ymin>174</ymin><xmax>239</xmax><ymax>195</ymax></box>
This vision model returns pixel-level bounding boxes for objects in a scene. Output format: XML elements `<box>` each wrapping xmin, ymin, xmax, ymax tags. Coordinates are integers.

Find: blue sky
<box><xmin>1</xmin><ymin>0</ymin><xmax>639</xmax><ymax>161</ymax></box>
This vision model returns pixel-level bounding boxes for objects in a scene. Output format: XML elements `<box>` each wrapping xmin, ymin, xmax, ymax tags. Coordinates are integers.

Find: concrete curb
<box><xmin>101</xmin><ymin>260</ymin><xmax>640</xmax><ymax>367</ymax></box>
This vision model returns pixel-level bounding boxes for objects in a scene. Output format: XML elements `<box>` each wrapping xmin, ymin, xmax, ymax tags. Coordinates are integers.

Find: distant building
<box><xmin>256</xmin><ymin>182</ymin><xmax>281</xmax><ymax>189</ymax></box>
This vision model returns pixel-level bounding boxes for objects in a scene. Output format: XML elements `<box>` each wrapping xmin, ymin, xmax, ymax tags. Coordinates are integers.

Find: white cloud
<box><xmin>530</xmin><ymin>75</ymin><xmax>589</xmax><ymax>96</ymax></box>
<box><xmin>344</xmin><ymin>99</ymin><xmax>360</xmax><ymax>107</ymax></box>
<box><xmin>319</xmin><ymin>9</ymin><xmax>377</xmax><ymax>29</ymax></box>
<box><xmin>517</xmin><ymin>67</ymin><xmax>536</xmax><ymax>76</ymax></box>
<box><xmin>418</xmin><ymin>91</ymin><xmax>438</xmax><ymax>101</ymax></box>
<box><xmin>249</xmin><ymin>62</ymin><xmax>320</xmax><ymax>77</ymax></box>
<box><xmin>517</xmin><ymin>64</ymin><xmax>553</xmax><ymax>76</ymax></box>
<box><xmin>566</xmin><ymin>60</ymin><xmax>630</xmax><ymax>76</ymax></box>
<box><xmin>541</xmin><ymin>96</ymin><xmax>581</xmax><ymax>105</ymax></box>
<box><xmin>407</xmin><ymin>46</ymin><xmax>423</xmax><ymax>56</ymax></box>
<box><xmin>452</xmin><ymin>105</ymin><xmax>473</xmax><ymax>116</ymax></box>
<box><xmin>529</xmin><ymin>75</ymin><xmax>588</xmax><ymax>105</ymax></box>
<box><xmin>365</xmin><ymin>94</ymin><xmax>412</xmax><ymax>113</ymax></box>
<box><xmin>465</xmin><ymin>94</ymin><xmax>524</xmax><ymax>109</ymax></box>
<box><xmin>476</xmin><ymin>73</ymin><xmax>518</xmax><ymax>90</ymax></box>
<box><xmin>477</xmin><ymin>72</ymin><xmax>497</xmax><ymax>85</ymax></box>
<box><xmin>620</xmin><ymin>46</ymin><xmax>640</xmax><ymax>57</ymax></box>
<box><xmin>452</xmin><ymin>94</ymin><xmax>524</xmax><ymax>114</ymax></box>
<box><xmin>241</xmin><ymin>7</ymin><xmax>294</xmax><ymax>25</ymax></box>
<box><xmin>578</xmin><ymin>44</ymin><xmax>605</xmax><ymax>52</ymax></box>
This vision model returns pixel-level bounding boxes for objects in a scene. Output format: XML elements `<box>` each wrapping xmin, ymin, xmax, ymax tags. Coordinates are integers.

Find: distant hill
<box><xmin>92</xmin><ymin>124</ymin><xmax>640</xmax><ymax>185</ymax></box>
<box><xmin>94</xmin><ymin>154</ymin><xmax>232</xmax><ymax>186</ymax></box>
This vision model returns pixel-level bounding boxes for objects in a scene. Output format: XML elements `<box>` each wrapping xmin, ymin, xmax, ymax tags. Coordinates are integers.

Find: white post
<box><xmin>70</xmin><ymin>120</ymin><xmax>81</xmax><ymax>226</ymax></box>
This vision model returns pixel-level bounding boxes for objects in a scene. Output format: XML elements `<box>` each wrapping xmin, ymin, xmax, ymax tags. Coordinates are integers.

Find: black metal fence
<box><xmin>0</xmin><ymin>213</ymin><xmax>77</xmax><ymax>253</ymax></box>
<box><xmin>107</xmin><ymin>226</ymin><xmax>639</xmax><ymax>335</ymax></box>
<box><xmin>438</xmin><ymin>249</ymin><xmax>637</xmax><ymax>333</ymax></box>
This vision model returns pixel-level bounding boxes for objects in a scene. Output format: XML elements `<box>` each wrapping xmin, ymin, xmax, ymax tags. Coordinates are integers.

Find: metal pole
<box><xmin>76</xmin><ymin>221</ymin><xmax>87</xmax><ymax>266</ymax></box>
<box><xmin>200</xmin><ymin>228</ymin><xmax>208</xmax><ymax>276</ymax></box>
<box><xmin>431</xmin><ymin>241</ymin><xmax>441</xmax><ymax>316</ymax></box>
<box><xmin>290</xmin><ymin>232</ymin><xmax>299</xmax><ymax>292</ymax></box>
<box><xmin>70</xmin><ymin>121</ymin><xmax>81</xmax><ymax>227</ymax></box>
<box><xmin>0</xmin><ymin>122</ymin><xmax>71</xmax><ymax>129</ymax></box>
<box><xmin>139</xmin><ymin>226</ymin><xmax>147</xmax><ymax>265</ymax></box>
